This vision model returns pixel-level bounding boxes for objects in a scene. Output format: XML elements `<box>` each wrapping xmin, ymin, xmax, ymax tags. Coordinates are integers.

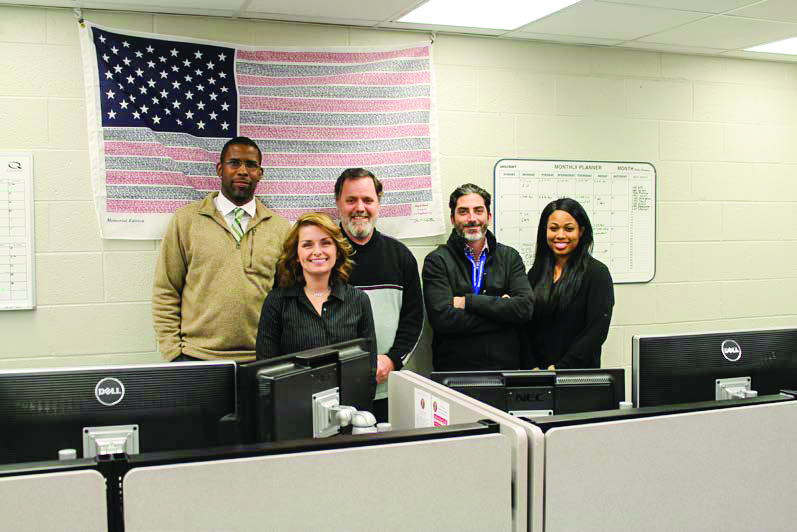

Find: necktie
<box><xmin>232</xmin><ymin>208</ymin><xmax>245</xmax><ymax>242</ymax></box>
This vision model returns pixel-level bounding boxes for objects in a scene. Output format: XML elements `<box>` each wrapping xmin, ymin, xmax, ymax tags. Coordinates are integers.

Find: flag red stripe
<box><xmin>263</xmin><ymin>151</ymin><xmax>431</xmax><ymax>167</ymax></box>
<box><xmin>237</xmin><ymin>71</ymin><xmax>430</xmax><ymax>87</ymax></box>
<box><xmin>106</xmin><ymin>173</ymin><xmax>430</xmax><ymax>192</ymax></box>
<box><xmin>239</xmin><ymin>124</ymin><xmax>429</xmax><ymax>140</ymax></box>
<box><xmin>104</xmin><ymin>142</ymin><xmax>216</xmax><ymax>162</ymax></box>
<box><xmin>240</xmin><ymin>96</ymin><xmax>430</xmax><ymax>112</ymax></box>
<box><xmin>236</xmin><ymin>47</ymin><xmax>429</xmax><ymax>63</ymax></box>
<box><xmin>107</xmin><ymin>200</ymin><xmax>413</xmax><ymax>217</ymax></box>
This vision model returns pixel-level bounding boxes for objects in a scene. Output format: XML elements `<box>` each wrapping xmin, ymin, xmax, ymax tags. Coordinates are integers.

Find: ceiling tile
<box><xmin>245</xmin><ymin>0</ymin><xmax>416</xmax><ymax>23</ymax></box>
<box><xmin>726</xmin><ymin>0</ymin><xmax>797</xmax><ymax>24</ymax></box>
<box><xmin>594</xmin><ymin>0</ymin><xmax>760</xmax><ymax>14</ymax></box>
<box><xmin>637</xmin><ymin>15</ymin><xmax>797</xmax><ymax>49</ymax></box>
<box><xmin>380</xmin><ymin>21</ymin><xmax>504</xmax><ymax>36</ymax></box>
<box><xmin>620</xmin><ymin>42</ymin><xmax>729</xmax><ymax>55</ymax></box>
<box><xmin>7</xmin><ymin>0</ymin><xmax>797</xmax><ymax>64</ymax></box>
<box><xmin>242</xmin><ymin>12</ymin><xmax>382</xmax><ymax>27</ymax></box>
<box><xmin>502</xmin><ymin>31</ymin><xmax>622</xmax><ymax>46</ymax></box>
<box><xmin>0</xmin><ymin>0</ymin><xmax>74</xmax><ymax>6</ymax></box>
<box><xmin>721</xmin><ymin>49</ymin><xmax>797</xmax><ymax>62</ymax></box>
<box><xmin>80</xmin><ymin>0</ymin><xmax>238</xmax><ymax>17</ymax></box>
<box><xmin>515</xmin><ymin>0</ymin><xmax>708</xmax><ymax>41</ymax></box>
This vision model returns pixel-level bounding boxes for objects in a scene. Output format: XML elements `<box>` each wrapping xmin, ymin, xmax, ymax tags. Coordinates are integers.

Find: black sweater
<box><xmin>526</xmin><ymin>255</ymin><xmax>614</xmax><ymax>369</ymax></box>
<box><xmin>345</xmin><ymin>229</ymin><xmax>423</xmax><ymax>370</ymax></box>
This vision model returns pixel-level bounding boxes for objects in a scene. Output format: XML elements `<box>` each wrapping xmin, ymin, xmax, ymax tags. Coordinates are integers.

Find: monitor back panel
<box><xmin>634</xmin><ymin>328</ymin><xmax>797</xmax><ymax>407</ymax></box>
<box><xmin>0</xmin><ymin>362</ymin><xmax>236</xmax><ymax>463</ymax></box>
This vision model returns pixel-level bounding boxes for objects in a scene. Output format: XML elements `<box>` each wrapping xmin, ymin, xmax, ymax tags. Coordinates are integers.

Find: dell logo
<box><xmin>721</xmin><ymin>339</ymin><xmax>742</xmax><ymax>362</ymax></box>
<box><xmin>95</xmin><ymin>377</ymin><xmax>125</xmax><ymax>406</ymax></box>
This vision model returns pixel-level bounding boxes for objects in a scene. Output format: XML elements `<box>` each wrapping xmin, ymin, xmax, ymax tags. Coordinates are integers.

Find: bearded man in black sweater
<box><xmin>335</xmin><ymin>168</ymin><xmax>424</xmax><ymax>421</ymax></box>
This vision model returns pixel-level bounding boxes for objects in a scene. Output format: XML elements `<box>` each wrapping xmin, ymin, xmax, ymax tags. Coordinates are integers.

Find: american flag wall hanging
<box><xmin>79</xmin><ymin>22</ymin><xmax>444</xmax><ymax>240</ymax></box>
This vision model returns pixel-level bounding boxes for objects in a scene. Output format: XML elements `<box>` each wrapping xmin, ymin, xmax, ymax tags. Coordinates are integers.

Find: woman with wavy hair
<box><xmin>255</xmin><ymin>212</ymin><xmax>376</xmax><ymax>385</ymax></box>
<box><xmin>526</xmin><ymin>198</ymin><xmax>614</xmax><ymax>370</ymax></box>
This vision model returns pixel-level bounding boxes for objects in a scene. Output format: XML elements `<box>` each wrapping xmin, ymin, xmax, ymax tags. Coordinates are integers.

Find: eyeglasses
<box><xmin>223</xmin><ymin>159</ymin><xmax>262</xmax><ymax>171</ymax></box>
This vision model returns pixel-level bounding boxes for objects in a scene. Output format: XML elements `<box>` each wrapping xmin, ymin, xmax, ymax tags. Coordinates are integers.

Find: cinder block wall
<box><xmin>2</xmin><ymin>6</ymin><xmax>797</xmax><ymax>394</ymax></box>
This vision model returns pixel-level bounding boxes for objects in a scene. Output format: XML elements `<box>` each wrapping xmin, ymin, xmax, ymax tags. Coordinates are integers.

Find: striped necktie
<box><xmin>231</xmin><ymin>207</ymin><xmax>245</xmax><ymax>242</ymax></box>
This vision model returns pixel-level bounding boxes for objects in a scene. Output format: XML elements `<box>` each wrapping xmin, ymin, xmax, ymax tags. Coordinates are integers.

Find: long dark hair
<box><xmin>528</xmin><ymin>198</ymin><xmax>594</xmax><ymax>316</ymax></box>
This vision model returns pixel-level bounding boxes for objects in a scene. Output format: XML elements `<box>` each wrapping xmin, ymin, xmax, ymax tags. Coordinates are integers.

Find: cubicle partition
<box><xmin>122</xmin><ymin>423</ymin><xmax>511</xmax><ymax>532</ymax></box>
<box><xmin>15</xmin><ymin>368</ymin><xmax>794</xmax><ymax>532</ymax></box>
<box><xmin>390</xmin><ymin>370</ymin><xmax>545</xmax><ymax>532</ymax></box>
<box><xmin>527</xmin><ymin>395</ymin><xmax>797</xmax><ymax>532</ymax></box>
<box><xmin>0</xmin><ymin>422</ymin><xmax>510</xmax><ymax>532</ymax></box>
<box><xmin>0</xmin><ymin>460</ymin><xmax>108</xmax><ymax>532</ymax></box>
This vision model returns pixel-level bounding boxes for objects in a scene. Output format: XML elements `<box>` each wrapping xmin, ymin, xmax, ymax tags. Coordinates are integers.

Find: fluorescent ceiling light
<box><xmin>746</xmin><ymin>37</ymin><xmax>797</xmax><ymax>55</ymax></box>
<box><xmin>397</xmin><ymin>0</ymin><xmax>581</xmax><ymax>31</ymax></box>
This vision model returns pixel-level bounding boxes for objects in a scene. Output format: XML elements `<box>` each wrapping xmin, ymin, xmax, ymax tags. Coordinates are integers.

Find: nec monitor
<box><xmin>431</xmin><ymin>368</ymin><xmax>625</xmax><ymax>416</ymax></box>
<box><xmin>237</xmin><ymin>338</ymin><xmax>373</xmax><ymax>443</ymax></box>
<box><xmin>633</xmin><ymin>328</ymin><xmax>797</xmax><ymax>407</ymax></box>
<box><xmin>0</xmin><ymin>361</ymin><xmax>237</xmax><ymax>465</ymax></box>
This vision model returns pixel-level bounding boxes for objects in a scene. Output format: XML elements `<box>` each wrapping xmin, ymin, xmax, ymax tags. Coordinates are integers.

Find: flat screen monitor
<box><xmin>430</xmin><ymin>368</ymin><xmax>625</xmax><ymax>416</ymax></box>
<box><xmin>0</xmin><ymin>361</ymin><xmax>237</xmax><ymax>465</ymax></box>
<box><xmin>633</xmin><ymin>328</ymin><xmax>797</xmax><ymax>407</ymax></box>
<box><xmin>237</xmin><ymin>338</ymin><xmax>373</xmax><ymax>443</ymax></box>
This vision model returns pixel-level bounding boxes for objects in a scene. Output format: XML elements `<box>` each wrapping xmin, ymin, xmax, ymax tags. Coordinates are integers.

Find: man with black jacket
<box><xmin>423</xmin><ymin>183</ymin><xmax>533</xmax><ymax>370</ymax></box>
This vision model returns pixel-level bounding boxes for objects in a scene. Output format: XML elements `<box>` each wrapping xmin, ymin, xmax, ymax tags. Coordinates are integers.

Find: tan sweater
<box><xmin>153</xmin><ymin>192</ymin><xmax>291</xmax><ymax>361</ymax></box>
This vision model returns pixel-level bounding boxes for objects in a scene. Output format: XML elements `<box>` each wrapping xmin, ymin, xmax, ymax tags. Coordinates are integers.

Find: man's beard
<box><xmin>344</xmin><ymin>211</ymin><xmax>374</xmax><ymax>239</ymax></box>
<box><xmin>456</xmin><ymin>222</ymin><xmax>486</xmax><ymax>242</ymax></box>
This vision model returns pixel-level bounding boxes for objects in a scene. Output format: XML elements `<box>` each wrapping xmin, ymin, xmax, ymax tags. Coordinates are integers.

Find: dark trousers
<box><xmin>373</xmin><ymin>398</ymin><xmax>388</xmax><ymax>423</ymax></box>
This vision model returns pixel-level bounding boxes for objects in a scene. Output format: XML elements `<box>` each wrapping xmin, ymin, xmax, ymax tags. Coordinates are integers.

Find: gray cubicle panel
<box><xmin>0</xmin><ymin>469</ymin><xmax>107</xmax><ymax>531</ymax></box>
<box><xmin>390</xmin><ymin>370</ymin><xmax>545</xmax><ymax>532</ymax></box>
<box><xmin>123</xmin><ymin>430</ymin><xmax>511</xmax><ymax>532</ymax></box>
<box><xmin>541</xmin><ymin>399</ymin><xmax>797</xmax><ymax>532</ymax></box>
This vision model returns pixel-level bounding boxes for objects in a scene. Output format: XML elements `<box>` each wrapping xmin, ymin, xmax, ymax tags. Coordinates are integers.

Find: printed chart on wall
<box><xmin>0</xmin><ymin>153</ymin><xmax>36</xmax><ymax>309</ymax></box>
<box><xmin>494</xmin><ymin>159</ymin><xmax>655</xmax><ymax>284</ymax></box>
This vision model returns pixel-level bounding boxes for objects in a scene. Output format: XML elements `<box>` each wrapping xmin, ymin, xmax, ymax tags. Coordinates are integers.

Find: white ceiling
<box><xmin>7</xmin><ymin>0</ymin><xmax>797</xmax><ymax>62</ymax></box>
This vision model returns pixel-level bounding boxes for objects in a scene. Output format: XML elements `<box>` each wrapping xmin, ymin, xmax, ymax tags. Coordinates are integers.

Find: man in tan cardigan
<box><xmin>152</xmin><ymin>136</ymin><xmax>291</xmax><ymax>362</ymax></box>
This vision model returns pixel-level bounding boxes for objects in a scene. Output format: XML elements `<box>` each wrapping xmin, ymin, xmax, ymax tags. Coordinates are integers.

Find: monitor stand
<box><xmin>312</xmin><ymin>388</ymin><xmax>376</xmax><ymax>437</ymax></box>
<box><xmin>715</xmin><ymin>377</ymin><xmax>758</xmax><ymax>401</ymax></box>
<box><xmin>82</xmin><ymin>424</ymin><xmax>140</xmax><ymax>458</ymax></box>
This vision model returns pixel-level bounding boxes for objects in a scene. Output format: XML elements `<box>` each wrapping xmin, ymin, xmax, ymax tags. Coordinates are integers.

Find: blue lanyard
<box><xmin>465</xmin><ymin>252</ymin><xmax>485</xmax><ymax>294</ymax></box>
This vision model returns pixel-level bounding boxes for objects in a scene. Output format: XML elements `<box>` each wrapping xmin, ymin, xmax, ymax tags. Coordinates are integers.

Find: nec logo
<box><xmin>515</xmin><ymin>392</ymin><xmax>548</xmax><ymax>403</ymax></box>
<box><xmin>721</xmin><ymin>339</ymin><xmax>742</xmax><ymax>362</ymax></box>
<box><xmin>95</xmin><ymin>377</ymin><xmax>125</xmax><ymax>406</ymax></box>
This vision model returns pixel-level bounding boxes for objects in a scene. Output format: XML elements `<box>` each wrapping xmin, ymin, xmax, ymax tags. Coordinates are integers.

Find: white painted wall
<box><xmin>2</xmin><ymin>6</ymin><xmax>797</xmax><ymax>392</ymax></box>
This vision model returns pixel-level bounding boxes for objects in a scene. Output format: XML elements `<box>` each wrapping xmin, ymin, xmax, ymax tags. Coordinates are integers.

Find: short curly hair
<box><xmin>277</xmin><ymin>212</ymin><xmax>354</xmax><ymax>288</ymax></box>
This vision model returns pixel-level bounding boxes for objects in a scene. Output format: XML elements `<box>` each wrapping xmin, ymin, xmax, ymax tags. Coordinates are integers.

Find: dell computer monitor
<box><xmin>633</xmin><ymin>328</ymin><xmax>797</xmax><ymax>407</ymax></box>
<box><xmin>237</xmin><ymin>338</ymin><xmax>373</xmax><ymax>444</ymax></box>
<box><xmin>431</xmin><ymin>368</ymin><xmax>625</xmax><ymax>416</ymax></box>
<box><xmin>0</xmin><ymin>361</ymin><xmax>237</xmax><ymax>465</ymax></box>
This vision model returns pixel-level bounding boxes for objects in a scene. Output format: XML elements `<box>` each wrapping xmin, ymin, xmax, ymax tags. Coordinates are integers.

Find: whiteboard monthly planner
<box><xmin>494</xmin><ymin>159</ymin><xmax>655</xmax><ymax>284</ymax></box>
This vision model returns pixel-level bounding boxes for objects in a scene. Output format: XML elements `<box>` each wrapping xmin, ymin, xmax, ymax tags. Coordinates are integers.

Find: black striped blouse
<box><xmin>255</xmin><ymin>282</ymin><xmax>377</xmax><ymax>379</ymax></box>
